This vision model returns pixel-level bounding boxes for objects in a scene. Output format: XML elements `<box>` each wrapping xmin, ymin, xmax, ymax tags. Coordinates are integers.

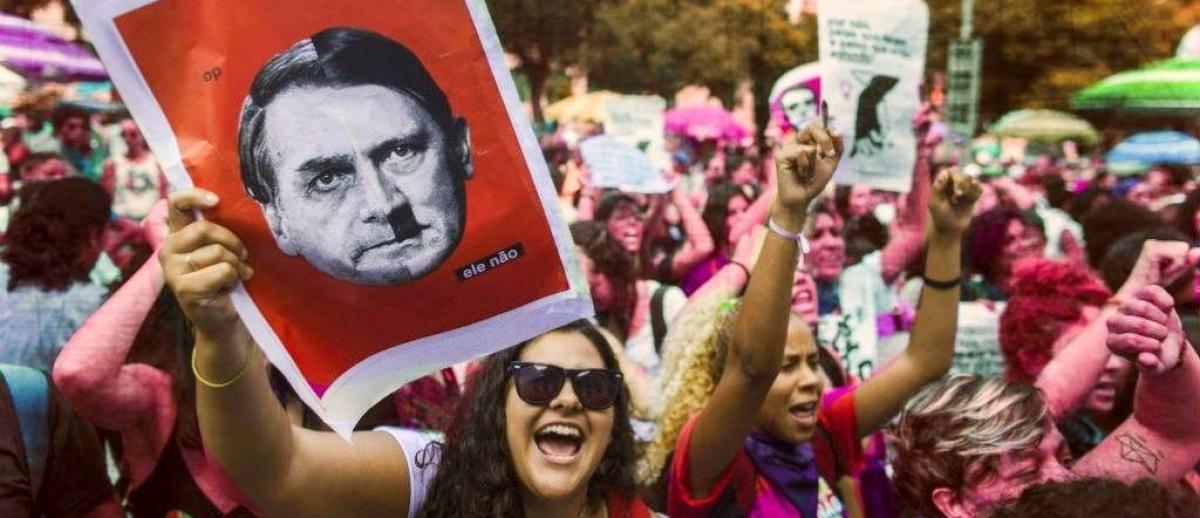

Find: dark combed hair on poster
<box><xmin>990</xmin><ymin>477</ymin><xmax>1200</xmax><ymax>518</ymax></box>
<box><xmin>238</xmin><ymin>27</ymin><xmax>458</xmax><ymax>204</ymax></box>
<box><xmin>702</xmin><ymin>180</ymin><xmax>753</xmax><ymax>252</ymax></box>
<box><xmin>571</xmin><ymin>220</ymin><xmax>638</xmax><ymax>340</ymax></box>
<box><xmin>418</xmin><ymin>320</ymin><xmax>639</xmax><ymax>517</ymax></box>
<box><xmin>3</xmin><ymin>178</ymin><xmax>111</xmax><ymax>292</ymax></box>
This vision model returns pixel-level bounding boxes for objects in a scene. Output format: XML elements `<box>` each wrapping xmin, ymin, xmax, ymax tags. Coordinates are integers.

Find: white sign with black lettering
<box><xmin>818</xmin><ymin>0</ymin><xmax>928</xmax><ymax>192</ymax></box>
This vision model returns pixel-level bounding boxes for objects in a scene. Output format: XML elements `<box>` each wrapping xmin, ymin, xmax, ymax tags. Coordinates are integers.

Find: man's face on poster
<box><xmin>780</xmin><ymin>87</ymin><xmax>817</xmax><ymax>128</ymax></box>
<box><xmin>259</xmin><ymin>83</ymin><xmax>471</xmax><ymax>285</ymax></box>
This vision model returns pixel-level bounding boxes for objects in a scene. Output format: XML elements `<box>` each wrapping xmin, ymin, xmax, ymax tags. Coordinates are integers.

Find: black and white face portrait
<box><xmin>780</xmin><ymin>86</ymin><xmax>817</xmax><ymax>128</ymax></box>
<box><xmin>239</xmin><ymin>28</ymin><xmax>473</xmax><ymax>286</ymax></box>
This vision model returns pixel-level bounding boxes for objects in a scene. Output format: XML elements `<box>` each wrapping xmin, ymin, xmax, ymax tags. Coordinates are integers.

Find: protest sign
<box><xmin>818</xmin><ymin>0</ymin><xmax>928</xmax><ymax>192</ymax></box>
<box><xmin>769</xmin><ymin>61</ymin><xmax>822</xmax><ymax>133</ymax></box>
<box><xmin>75</xmin><ymin>0</ymin><xmax>592</xmax><ymax>437</ymax></box>
<box><xmin>603</xmin><ymin>95</ymin><xmax>670</xmax><ymax>173</ymax></box>
<box><xmin>950</xmin><ymin>301</ymin><xmax>1006</xmax><ymax>377</ymax></box>
<box><xmin>580</xmin><ymin>135</ymin><xmax>671</xmax><ymax>194</ymax></box>
<box><xmin>946</xmin><ymin>38</ymin><xmax>983</xmax><ymax>140</ymax></box>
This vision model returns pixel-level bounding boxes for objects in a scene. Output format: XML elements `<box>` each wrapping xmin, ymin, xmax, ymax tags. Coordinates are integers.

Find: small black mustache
<box><xmin>387</xmin><ymin>203</ymin><xmax>425</xmax><ymax>240</ymax></box>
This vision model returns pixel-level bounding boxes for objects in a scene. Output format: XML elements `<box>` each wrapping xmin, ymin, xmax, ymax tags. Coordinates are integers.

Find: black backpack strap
<box><xmin>651</xmin><ymin>284</ymin><xmax>670</xmax><ymax>356</ymax></box>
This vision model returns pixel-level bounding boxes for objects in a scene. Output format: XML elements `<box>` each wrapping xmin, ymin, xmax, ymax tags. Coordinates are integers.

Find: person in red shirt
<box><xmin>644</xmin><ymin>122</ymin><xmax>980</xmax><ymax>517</ymax></box>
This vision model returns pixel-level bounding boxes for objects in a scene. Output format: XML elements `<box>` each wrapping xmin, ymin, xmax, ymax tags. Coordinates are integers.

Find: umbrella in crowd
<box><xmin>1072</xmin><ymin>58</ymin><xmax>1200</xmax><ymax>118</ymax></box>
<box><xmin>989</xmin><ymin>109</ymin><xmax>1100</xmax><ymax>146</ymax></box>
<box><xmin>0</xmin><ymin>13</ymin><xmax>107</xmax><ymax>82</ymax></box>
<box><xmin>665</xmin><ymin>105</ymin><xmax>750</xmax><ymax>143</ymax></box>
<box><xmin>544</xmin><ymin>90</ymin><xmax>618</xmax><ymax>124</ymax></box>
<box><xmin>1179</xmin><ymin>25</ymin><xmax>1200</xmax><ymax>60</ymax></box>
<box><xmin>1106</xmin><ymin>131</ymin><xmax>1200</xmax><ymax>168</ymax></box>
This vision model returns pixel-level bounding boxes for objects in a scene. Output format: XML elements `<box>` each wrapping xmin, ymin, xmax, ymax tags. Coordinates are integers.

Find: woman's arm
<box><xmin>1037</xmin><ymin>240</ymin><xmax>1197</xmax><ymax>420</ymax></box>
<box><xmin>1075</xmin><ymin>285</ymin><xmax>1200</xmax><ymax>483</ymax></box>
<box><xmin>686</xmin><ymin>125</ymin><xmax>842</xmax><ymax>497</ymax></box>
<box><xmin>53</xmin><ymin>203</ymin><xmax>172</xmax><ymax>430</ymax></box>
<box><xmin>852</xmin><ymin>169</ymin><xmax>979</xmax><ymax>436</ymax></box>
<box><xmin>162</xmin><ymin>190</ymin><xmax>412</xmax><ymax>517</ymax></box>
<box><xmin>661</xmin><ymin>182</ymin><xmax>715</xmax><ymax>280</ymax></box>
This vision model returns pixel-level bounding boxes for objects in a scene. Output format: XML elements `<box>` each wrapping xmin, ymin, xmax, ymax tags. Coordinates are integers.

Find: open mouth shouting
<box><xmin>789</xmin><ymin>400</ymin><xmax>818</xmax><ymax>428</ymax></box>
<box><xmin>534</xmin><ymin>422</ymin><xmax>586</xmax><ymax>465</ymax></box>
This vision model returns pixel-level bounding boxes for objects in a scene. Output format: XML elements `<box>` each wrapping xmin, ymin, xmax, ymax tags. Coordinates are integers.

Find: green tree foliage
<box><xmin>584</xmin><ymin>0</ymin><xmax>816</xmax><ymax>144</ymax></box>
<box><xmin>926</xmin><ymin>0</ymin><xmax>1197</xmax><ymax>124</ymax></box>
<box><xmin>487</xmin><ymin>0</ymin><xmax>612</xmax><ymax>122</ymax></box>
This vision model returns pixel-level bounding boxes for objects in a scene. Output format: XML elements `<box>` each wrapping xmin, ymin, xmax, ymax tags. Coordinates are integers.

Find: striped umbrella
<box><xmin>0</xmin><ymin>14</ymin><xmax>106</xmax><ymax>81</ymax></box>
<box><xmin>1072</xmin><ymin>59</ymin><xmax>1200</xmax><ymax>117</ymax></box>
<box><xmin>1106</xmin><ymin>131</ymin><xmax>1200</xmax><ymax>168</ymax></box>
<box><xmin>989</xmin><ymin>109</ymin><xmax>1100</xmax><ymax>146</ymax></box>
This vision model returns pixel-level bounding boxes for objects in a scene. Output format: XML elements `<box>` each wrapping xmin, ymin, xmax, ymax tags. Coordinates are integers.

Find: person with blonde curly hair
<box><xmin>644</xmin><ymin>121</ymin><xmax>980</xmax><ymax>517</ymax></box>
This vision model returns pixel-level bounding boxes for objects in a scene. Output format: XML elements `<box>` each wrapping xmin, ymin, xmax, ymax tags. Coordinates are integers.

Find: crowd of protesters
<box><xmin>0</xmin><ymin>43</ymin><xmax>1197</xmax><ymax>518</ymax></box>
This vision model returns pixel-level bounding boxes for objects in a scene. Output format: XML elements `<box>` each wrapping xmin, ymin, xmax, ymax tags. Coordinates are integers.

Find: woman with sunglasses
<box><xmin>643</xmin><ymin>122</ymin><xmax>982</xmax><ymax>516</ymax></box>
<box><xmin>158</xmin><ymin>192</ymin><xmax>654</xmax><ymax>516</ymax></box>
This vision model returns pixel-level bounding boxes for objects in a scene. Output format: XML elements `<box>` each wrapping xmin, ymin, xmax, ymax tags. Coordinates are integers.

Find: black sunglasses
<box><xmin>507</xmin><ymin>362</ymin><xmax>623</xmax><ymax>411</ymax></box>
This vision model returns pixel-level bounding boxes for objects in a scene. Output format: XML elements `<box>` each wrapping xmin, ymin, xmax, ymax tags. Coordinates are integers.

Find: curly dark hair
<box><xmin>3</xmin><ymin>178</ymin><xmax>111</xmax><ymax>292</ymax></box>
<box><xmin>1174</xmin><ymin>188</ymin><xmax>1200</xmax><ymax>242</ymax></box>
<box><xmin>1080</xmin><ymin>199</ymin><xmax>1161</xmax><ymax>267</ymax></box>
<box><xmin>990</xmin><ymin>477</ymin><xmax>1200</xmax><ymax>518</ymax></box>
<box><xmin>1099</xmin><ymin>229</ymin><xmax>1194</xmax><ymax>299</ymax></box>
<box><xmin>571</xmin><ymin>220</ymin><xmax>638</xmax><ymax>340</ymax></box>
<box><xmin>962</xmin><ymin>207</ymin><xmax>1044</xmax><ymax>286</ymax></box>
<box><xmin>418</xmin><ymin>320</ymin><xmax>639</xmax><ymax>517</ymax></box>
<box><xmin>999</xmin><ymin>258</ymin><xmax>1111</xmax><ymax>383</ymax></box>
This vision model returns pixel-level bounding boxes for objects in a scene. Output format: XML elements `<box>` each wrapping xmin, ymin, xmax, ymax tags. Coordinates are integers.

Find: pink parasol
<box><xmin>664</xmin><ymin>105</ymin><xmax>750</xmax><ymax>143</ymax></box>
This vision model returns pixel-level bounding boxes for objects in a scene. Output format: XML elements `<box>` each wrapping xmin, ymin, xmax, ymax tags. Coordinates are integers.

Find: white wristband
<box><xmin>768</xmin><ymin>217</ymin><xmax>810</xmax><ymax>254</ymax></box>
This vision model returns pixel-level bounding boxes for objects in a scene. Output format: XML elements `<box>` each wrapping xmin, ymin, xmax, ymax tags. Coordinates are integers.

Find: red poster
<box><xmin>78</xmin><ymin>0</ymin><xmax>591</xmax><ymax>434</ymax></box>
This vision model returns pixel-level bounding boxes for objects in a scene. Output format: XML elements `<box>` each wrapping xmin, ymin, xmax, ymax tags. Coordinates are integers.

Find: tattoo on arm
<box><xmin>1116</xmin><ymin>433</ymin><xmax>1162</xmax><ymax>475</ymax></box>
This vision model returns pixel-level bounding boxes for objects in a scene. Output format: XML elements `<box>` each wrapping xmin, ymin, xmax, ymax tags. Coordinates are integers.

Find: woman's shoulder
<box><xmin>374</xmin><ymin>427</ymin><xmax>443</xmax><ymax>518</ymax></box>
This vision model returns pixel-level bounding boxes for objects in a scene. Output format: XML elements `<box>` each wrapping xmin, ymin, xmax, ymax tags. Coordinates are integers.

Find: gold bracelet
<box><xmin>192</xmin><ymin>345</ymin><xmax>252</xmax><ymax>389</ymax></box>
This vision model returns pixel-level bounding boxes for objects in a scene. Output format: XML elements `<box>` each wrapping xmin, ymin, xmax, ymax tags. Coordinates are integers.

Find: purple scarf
<box><xmin>744</xmin><ymin>432</ymin><xmax>819</xmax><ymax>517</ymax></box>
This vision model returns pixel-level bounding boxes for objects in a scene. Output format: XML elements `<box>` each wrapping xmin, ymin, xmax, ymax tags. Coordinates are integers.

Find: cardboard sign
<box><xmin>603</xmin><ymin>95</ymin><xmax>670</xmax><ymax>172</ymax></box>
<box><xmin>946</xmin><ymin>38</ymin><xmax>982</xmax><ymax>139</ymax></box>
<box><xmin>580</xmin><ymin>135</ymin><xmax>671</xmax><ymax>194</ymax></box>
<box><xmin>951</xmin><ymin>301</ymin><xmax>1006</xmax><ymax>377</ymax></box>
<box><xmin>75</xmin><ymin>0</ymin><xmax>592</xmax><ymax>436</ymax></box>
<box><xmin>819</xmin><ymin>0</ymin><xmax>928</xmax><ymax>192</ymax></box>
<box><xmin>769</xmin><ymin>61</ymin><xmax>822</xmax><ymax>132</ymax></box>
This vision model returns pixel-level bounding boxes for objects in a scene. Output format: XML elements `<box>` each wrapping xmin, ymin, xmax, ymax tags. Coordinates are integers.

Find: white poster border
<box><xmin>74</xmin><ymin>0</ymin><xmax>594</xmax><ymax>438</ymax></box>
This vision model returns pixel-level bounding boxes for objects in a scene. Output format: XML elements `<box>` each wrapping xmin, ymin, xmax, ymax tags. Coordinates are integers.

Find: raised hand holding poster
<box><xmin>74</xmin><ymin>0</ymin><xmax>592</xmax><ymax>437</ymax></box>
<box><xmin>819</xmin><ymin>0</ymin><xmax>928</xmax><ymax>192</ymax></box>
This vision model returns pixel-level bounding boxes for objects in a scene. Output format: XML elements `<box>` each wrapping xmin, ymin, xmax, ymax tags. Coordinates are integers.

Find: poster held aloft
<box><xmin>951</xmin><ymin>301</ymin><xmax>1006</xmax><ymax>377</ymax></box>
<box><xmin>580</xmin><ymin>135</ymin><xmax>671</xmax><ymax>194</ymax></box>
<box><xmin>603</xmin><ymin>95</ymin><xmax>670</xmax><ymax>173</ymax></box>
<box><xmin>74</xmin><ymin>0</ymin><xmax>592</xmax><ymax>437</ymax></box>
<box><xmin>818</xmin><ymin>0</ymin><xmax>928</xmax><ymax>192</ymax></box>
<box><xmin>769</xmin><ymin>62</ymin><xmax>822</xmax><ymax>133</ymax></box>
<box><xmin>946</xmin><ymin>38</ymin><xmax>983</xmax><ymax>140</ymax></box>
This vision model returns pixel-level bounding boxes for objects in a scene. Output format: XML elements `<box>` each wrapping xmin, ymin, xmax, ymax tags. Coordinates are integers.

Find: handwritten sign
<box><xmin>819</xmin><ymin>0</ymin><xmax>928</xmax><ymax>192</ymax></box>
<box><xmin>603</xmin><ymin>95</ymin><xmax>669</xmax><ymax>172</ymax></box>
<box><xmin>951</xmin><ymin>301</ymin><xmax>1005</xmax><ymax>377</ymax></box>
<box><xmin>580</xmin><ymin>135</ymin><xmax>671</xmax><ymax>194</ymax></box>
